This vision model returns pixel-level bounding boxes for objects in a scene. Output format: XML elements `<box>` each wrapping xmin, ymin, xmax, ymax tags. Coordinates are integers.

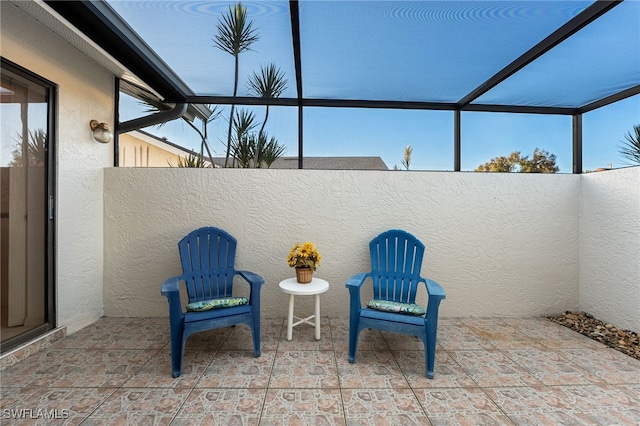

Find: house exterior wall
<box><xmin>580</xmin><ymin>167</ymin><xmax>640</xmax><ymax>331</ymax></box>
<box><xmin>119</xmin><ymin>133</ymin><xmax>189</xmax><ymax>167</ymax></box>
<box><xmin>103</xmin><ymin>168</ymin><xmax>582</xmax><ymax>319</ymax></box>
<box><xmin>2</xmin><ymin>3</ymin><xmax>113</xmax><ymax>333</ymax></box>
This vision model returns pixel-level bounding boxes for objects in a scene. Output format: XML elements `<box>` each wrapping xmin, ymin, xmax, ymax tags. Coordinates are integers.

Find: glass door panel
<box><xmin>1</xmin><ymin>62</ymin><xmax>51</xmax><ymax>351</ymax></box>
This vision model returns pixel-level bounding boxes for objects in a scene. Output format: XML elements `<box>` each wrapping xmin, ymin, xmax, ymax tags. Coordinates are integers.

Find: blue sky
<box><xmin>115</xmin><ymin>0</ymin><xmax>640</xmax><ymax>172</ymax></box>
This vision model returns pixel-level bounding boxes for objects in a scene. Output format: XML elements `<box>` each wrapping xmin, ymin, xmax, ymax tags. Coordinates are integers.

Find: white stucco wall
<box><xmin>2</xmin><ymin>3</ymin><xmax>114</xmax><ymax>333</ymax></box>
<box><xmin>103</xmin><ymin>168</ymin><xmax>581</xmax><ymax>319</ymax></box>
<box><xmin>580</xmin><ymin>167</ymin><xmax>640</xmax><ymax>331</ymax></box>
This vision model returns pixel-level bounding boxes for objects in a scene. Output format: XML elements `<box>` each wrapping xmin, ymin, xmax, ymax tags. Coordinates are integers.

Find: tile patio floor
<box><xmin>1</xmin><ymin>316</ymin><xmax>639</xmax><ymax>425</ymax></box>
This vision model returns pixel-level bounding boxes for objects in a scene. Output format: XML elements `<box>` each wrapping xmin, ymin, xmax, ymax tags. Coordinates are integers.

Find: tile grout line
<box><xmin>328</xmin><ymin>317</ymin><xmax>350</xmax><ymax>426</ymax></box>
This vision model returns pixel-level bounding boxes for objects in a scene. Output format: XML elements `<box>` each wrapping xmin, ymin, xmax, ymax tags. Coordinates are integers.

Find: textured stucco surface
<box><xmin>580</xmin><ymin>167</ymin><xmax>640</xmax><ymax>331</ymax></box>
<box><xmin>104</xmin><ymin>168</ymin><xmax>581</xmax><ymax>319</ymax></box>
<box><xmin>2</xmin><ymin>4</ymin><xmax>114</xmax><ymax>333</ymax></box>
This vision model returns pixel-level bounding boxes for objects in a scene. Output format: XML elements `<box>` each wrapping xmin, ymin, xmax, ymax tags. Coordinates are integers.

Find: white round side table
<box><xmin>278</xmin><ymin>277</ymin><xmax>330</xmax><ymax>341</ymax></box>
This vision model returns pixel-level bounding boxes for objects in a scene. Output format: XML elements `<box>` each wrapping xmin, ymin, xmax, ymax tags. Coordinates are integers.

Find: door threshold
<box><xmin>0</xmin><ymin>326</ymin><xmax>67</xmax><ymax>371</ymax></box>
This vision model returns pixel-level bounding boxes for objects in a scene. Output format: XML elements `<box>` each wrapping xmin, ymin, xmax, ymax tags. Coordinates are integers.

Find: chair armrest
<box><xmin>161</xmin><ymin>276</ymin><xmax>184</xmax><ymax>320</ymax></box>
<box><xmin>236</xmin><ymin>270</ymin><xmax>265</xmax><ymax>287</ymax></box>
<box><xmin>235</xmin><ymin>270</ymin><xmax>265</xmax><ymax>307</ymax></box>
<box><xmin>425</xmin><ymin>278</ymin><xmax>446</xmax><ymax>300</ymax></box>
<box><xmin>345</xmin><ymin>273</ymin><xmax>369</xmax><ymax>312</ymax></box>
<box><xmin>161</xmin><ymin>276</ymin><xmax>181</xmax><ymax>296</ymax></box>
<box><xmin>345</xmin><ymin>273</ymin><xmax>368</xmax><ymax>289</ymax></box>
<box><xmin>423</xmin><ymin>278</ymin><xmax>445</xmax><ymax>322</ymax></box>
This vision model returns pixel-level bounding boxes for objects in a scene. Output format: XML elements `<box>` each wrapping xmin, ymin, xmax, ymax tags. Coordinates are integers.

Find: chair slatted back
<box><xmin>369</xmin><ymin>229</ymin><xmax>425</xmax><ymax>304</ymax></box>
<box><xmin>178</xmin><ymin>227</ymin><xmax>237</xmax><ymax>302</ymax></box>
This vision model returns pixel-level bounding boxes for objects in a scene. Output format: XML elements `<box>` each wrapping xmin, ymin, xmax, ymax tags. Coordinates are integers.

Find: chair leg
<box><xmin>169</xmin><ymin>323</ymin><xmax>184</xmax><ymax>378</ymax></box>
<box><xmin>425</xmin><ymin>325</ymin><xmax>437</xmax><ymax>379</ymax></box>
<box><xmin>251</xmin><ymin>315</ymin><xmax>261</xmax><ymax>358</ymax></box>
<box><xmin>348</xmin><ymin>318</ymin><xmax>360</xmax><ymax>363</ymax></box>
<box><xmin>423</xmin><ymin>343</ymin><xmax>435</xmax><ymax>379</ymax></box>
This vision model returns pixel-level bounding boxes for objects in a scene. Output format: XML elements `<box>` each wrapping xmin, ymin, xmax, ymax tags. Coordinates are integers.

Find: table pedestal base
<box><xmin>287</xmin><ymin>293</ymin><xmax>321</xmax><ymax>341</ymax></box>
<box><xmin>278</xmin><ymin>277</ymin><xmax>329</xmax><ymax>341</ymax></box>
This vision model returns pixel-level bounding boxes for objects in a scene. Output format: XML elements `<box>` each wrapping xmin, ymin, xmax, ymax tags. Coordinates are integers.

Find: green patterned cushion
<box><xmin>367</xmin><ymin>299</ymin><xmax>425</xmax><ymax>316</ymax></box>
<box><xmin>187</xmin><ymin>297</ymin><xmax>248</xmax><ymax>312</ymax></box>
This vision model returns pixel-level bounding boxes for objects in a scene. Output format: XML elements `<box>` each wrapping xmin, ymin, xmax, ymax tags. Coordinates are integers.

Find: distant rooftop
<box><xmin>269</xmin><ymin>156</ymin><xmax>388</xmax><ymax>171</ymax></box>
<box><xmin>211</xmin><ymin>156</ymin><xmax>388</xmax><ymax>171</ymax></box>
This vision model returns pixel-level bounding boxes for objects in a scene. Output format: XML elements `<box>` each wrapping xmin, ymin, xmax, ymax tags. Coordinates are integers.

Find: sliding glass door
<box><xmin>1</xmin><ymin>58</ymin><xmax>55</xmax><ymax>353</ymax></box>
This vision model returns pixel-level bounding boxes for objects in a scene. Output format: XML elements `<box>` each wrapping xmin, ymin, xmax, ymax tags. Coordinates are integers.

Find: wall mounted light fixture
<box><xmin>90</xmin><ymin>120</ymin><xmax>113</xmax><ymax>144</ymax></box>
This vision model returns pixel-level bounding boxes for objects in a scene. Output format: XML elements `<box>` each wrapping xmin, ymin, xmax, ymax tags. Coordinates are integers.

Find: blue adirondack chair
<box><xmin>346</xmin><ymin>229</ymin><xmax>446</xmax><ymax>378</ymax></box>
<box><xmin>161</xmin><ymin>227</ymin><xmax>264</xmax><ymax>377</ymax></box>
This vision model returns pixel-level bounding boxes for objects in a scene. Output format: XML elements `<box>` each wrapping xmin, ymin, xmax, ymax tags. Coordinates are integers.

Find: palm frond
<box><xmin>137</xmin><ymin>96</ymin><xmax>172</xmax><ymax>128</ymax></box>
<box><xmin>213</xmin><ymin>3</ymin><xmax>259</xmax><ymax>56</ymax></box>
<box><xmin>247</xmin><ymin>63</ymin><xmax>288</xmax><ymax>137</ymax></box>
<box><xmin>232</xmin><ymin>108</ymin><xmax>258</xmax><ymax>137</ymax></box>
<box><xmin>9</xmin><ymin>128</ymin><xmax>47</xmax><ymax>167</ymax></box>
<box><xmin>401</xmin><ymin>145</ymin><xmax>413</xmax><ymax>170</ymax></box>
<box><xmin>230</xmin><ymin>133</ymin><xmax>256</xmax><ymax>168</ymax></box>
<box><xmin>206</xmin><ymin>105</ymin><xmax>223</xmax><ymax>124</ymax></box>
<box><xmin>172</xmin><ymin>153</ymin><xmax>210</xmax><ymax>168</ymax></box>
<box><xmin>247</xmin><ymin>63</ymin><xmax>288</xmax><ymax>98</ymax></box>
<box><xmin>618</xmin><ymin>124</ymin><xmax>640</xmax><ymax>166</ymax></box>
<box><xmin>261</xmin><ymin>133</ymin><xmax>287</xmax><ymax>168</ymax></box>
<box><xmin>230</xmin><ymin>131</ymin><xmax>286</xmax><ymax>168</ymax></box>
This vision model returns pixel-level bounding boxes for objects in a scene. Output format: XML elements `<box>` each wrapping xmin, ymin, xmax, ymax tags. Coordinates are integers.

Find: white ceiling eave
<box><xmin>11</xmin><ymin>0</ymin><xmax>163</xmax><ymax>101</ymax></box>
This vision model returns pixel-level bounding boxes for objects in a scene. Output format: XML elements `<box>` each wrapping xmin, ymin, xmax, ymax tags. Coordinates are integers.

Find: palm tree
<box><xmin>619</xmin><ymin>124</ymin><xmax>640</xmax><ymax>166</ymax></box>
<box><xmin>9</xmin><ymin>129</ymin><xmax>47</xmax><ymax>167</ymax></box>
<box><xmin>172</xmin><ymin>153</ymin><xmax>210</xmax><ymax>168</ymax></box>
<box><xmin>214</xmin><ymin>2</ymin><xmax>259</xmax><ymax>167</ymax></box>
<box><xmin>260</xmin><ymin>133</ymin><xmax>287</xmax><ymax>168</ymax></box>
<box><xmin>230</xmin><ymin>108</ymin><xmax>258</xmax><ymax>167</ymax></box>
<box><xmin>247</xmin><ymin>63</ymin><xmax>288</xmax><ymax>137</ymax></box>
<box><xmin>231</xmin><ymin>131</ymin><xmax>286</xmax><ymax>168</ymax></box>
<box><xmin>229</xmin><ymin>109</ymin><xmax>287</xmax><ymax>168</ymax></box>
<box><xmin>401</xmin><ymin>145</ymin><xmax>413</xmax><ymax>170</ymax></box>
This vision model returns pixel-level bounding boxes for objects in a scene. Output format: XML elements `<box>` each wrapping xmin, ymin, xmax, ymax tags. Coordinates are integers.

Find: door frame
<box><xmin>1</xmin><ymin>57</ymin><xmax>56</xmax><ymax>353</ymax></box>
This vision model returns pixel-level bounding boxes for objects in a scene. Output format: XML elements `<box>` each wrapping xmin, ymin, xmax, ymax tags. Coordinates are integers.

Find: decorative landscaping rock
<box><xmin>547</xmin><ymin>311</ymin><xmax>640</xmax><ymax>360</ymax></box>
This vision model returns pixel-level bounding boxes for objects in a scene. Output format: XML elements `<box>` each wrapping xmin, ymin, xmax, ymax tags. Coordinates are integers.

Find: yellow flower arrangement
<box><xmin>287</xmin><ymin>242</ymin><xmax>322</xmax><ymax>271</ymax></box>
